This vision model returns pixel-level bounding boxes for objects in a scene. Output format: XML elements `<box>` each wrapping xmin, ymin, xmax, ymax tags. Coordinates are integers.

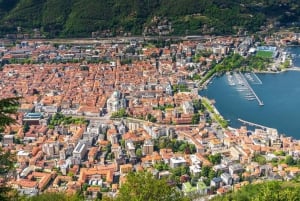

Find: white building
<box><xmin>73</xmin><ymin>142</ymin><xmax>87</xmax><ymax>160</ymax></box>
<box><xmin>229</xmin><ymin>163</ymin><xmax>244</xmax><ymax>175</ymax></box>
<box><xmin>221</xmin><ymin>173</ymin><xmax>233</xmax><ymax>185</ymax></box>
<box><xmin>107</xmin><ymin>91</ymin><xmax>126</xmax><ymax>113</ymax></box>
<box><xmin>182</xmin><ymin>101</ymin><xmax>194</xmax><ymax>114</ymax></box>
<box><xmin>170</xmin><ymin>157</ymin><xmax>186</xmax><ymax>168</ymax></box>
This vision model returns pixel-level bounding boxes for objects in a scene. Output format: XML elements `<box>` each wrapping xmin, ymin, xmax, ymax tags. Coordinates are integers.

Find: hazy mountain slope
<box><xmin>0</xmin><ymin>0</ymin><xmax>299</xmax><ymax>37</ymax></box>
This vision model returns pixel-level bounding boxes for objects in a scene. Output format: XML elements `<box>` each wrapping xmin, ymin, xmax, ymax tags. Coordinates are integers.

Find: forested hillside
<box><xmin>0</xmin><ymin>0</ymin><xmax>299</xmax><ymax>37</ymax></box>
<box><xmin>211</xmin><ymin>180</ymin><xmax>300</xmax><ymax>201</ymax></box>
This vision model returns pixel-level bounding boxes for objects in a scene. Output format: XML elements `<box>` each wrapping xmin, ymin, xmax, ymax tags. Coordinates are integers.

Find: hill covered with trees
<box><xmin>211</xmin><ymin>180</ymin><xmax>300</xmax><ymax>201</ymax></box>
<box><xmin>0</xmin><ymin>0</ymin><xmax>299</xmax><ymax>37</ymax></box>
<box><xmin>12</xmin><ymin>176</ymin><xmax>300</xmax><ymax>201</ymax></box>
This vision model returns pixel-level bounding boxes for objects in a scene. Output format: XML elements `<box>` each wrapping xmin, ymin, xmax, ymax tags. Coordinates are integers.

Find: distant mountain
<box><xmin>0</xmin><ymin>0</ymin><xmax>299</xmax><ymax>38</ymax></box>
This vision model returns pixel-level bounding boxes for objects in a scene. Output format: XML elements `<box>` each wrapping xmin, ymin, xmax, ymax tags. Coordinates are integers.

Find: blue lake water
<box><xmin>200</xmin><ymin>47</ymin><xmax>300</xmax><ymax>139</ymax></box>
<box><xmin>286</xmin><ymin>46</ymin><xmax>300</xmax><ymax>67</ymax></box>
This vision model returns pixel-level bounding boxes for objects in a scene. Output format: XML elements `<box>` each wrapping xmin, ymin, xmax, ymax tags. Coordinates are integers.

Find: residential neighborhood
<box><xmin>1</xmin><ymin>33</ymin><xmax>300</xmax><ymax>200</ymax></box>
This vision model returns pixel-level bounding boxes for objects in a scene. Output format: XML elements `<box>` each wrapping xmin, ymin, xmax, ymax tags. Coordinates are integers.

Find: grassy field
<box><xmin>256</xmin><ymin>50</ymin><xmax>273</xmax><ymax>58</ymax></box>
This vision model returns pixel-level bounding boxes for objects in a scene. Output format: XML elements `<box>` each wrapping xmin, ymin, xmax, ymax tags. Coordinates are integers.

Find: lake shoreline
<box><xmin>199</xmin><ymin>70</ymin><xmax>300</xmax><ymax>139</ymax></box>
<box><xmin>197</xmin><ymin>46</ymin><xmax>300</xmax><ymax>138</ymax></box>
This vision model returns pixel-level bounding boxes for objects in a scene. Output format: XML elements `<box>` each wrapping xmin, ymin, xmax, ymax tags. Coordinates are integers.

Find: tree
<box><xmin>0</xmin><ymin>97</ymin><xmax>20</xmax><ymax>201</ymax></box>
<box><xmin>253</xmin><ymin>154</ymin><xmax>267</xmax><ymax>165</ymax></box>
<box><xmin>136</xmin><ymin>148</ymin><xmax>143</xmax><ymax>158</ymax></box>
<box><xmin>0</xmin><ymin>97</ymin><xmax>20</xmax><ymax>133</ymax></box>
<box><xmin>192</xmin><ymin>99</ymin><xmax>203</xmax><ymax>112</ymax></box>
<box><xmin>23</xmin><ymin>122</ymin><xmax>30</xmax><ymax>133</ymax></box>
<box><xmin>201</xmin><ymin>166</ymin><xmax>211</xmax><ymax>177</ymax></box>
<box><xmin>211</xmin><ymin>179</ymin><xmax>300</xmax><ymax>201</ymax></box>
<box><xmin>208</xmin><ymin>153</ymin><xmax>222</xmax><ymax>165</ymax></box>
<box><xmin>116</xmin><ymin>171</ymin><xmax>191</xmax><ymax>201</ymax></box>
<box><xmin>82</xmin><ymin>183</ymin><xmax>89</xmax><ymax>191</ymax></box>
<box><xmin>0</xmin><ymin>151</ymin><xmax>15</xmax><ymax>201</ymax></box>
<box><xmin>208</xmin><ymin>169</ymin><xmax>217</xmax><ymax>181</ymax></box>
<box><xmin>68</xmin><ymin>172</ymin><xmax>76</xmax><ymax>181</ymax></box>
<box><xmin>154</xmin><ymin>162</ymin><xmax>169</xmax><ymax>171</ymax></box>
<box><xmin>189</xmin><ymin>144</ymin><xmax>196</xmax><ymax>154</ymax></box>
<box><xmin>285</xmin><ymin>155</ymin><xmax>295</xmax><ymax>166</ymax></box>
<box><xmin>274</xmin><ymin>150</ymin><xmax>285</xmax><ymax>156</ymax></box>
<box><xmin>120</xmin><ymin>139</ymin><xmax>125</xmax><ymax>149</ymax></box>
<box><xmin>191</xmin><ymin>113</ymin><xmax>200</xmax><ymax>124</ymax></box>
<box><xmin>25</xmin><ymin>192</ymin><xmax>84</xmax><ymax>201</ymax></box>
<box><xmin>111</xmin><ymin>108</ymin><xmax>127</xmax><ymax>118</ymax></box>
<box><xmin>179</xmin><ymin>143</ymin><xmax>187</xmax><ymax>152</ymax></box>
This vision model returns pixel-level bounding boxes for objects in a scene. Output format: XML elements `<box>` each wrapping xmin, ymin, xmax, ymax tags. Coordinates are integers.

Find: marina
<box><xmin>226</xmin><ymin>72</ymin><xmax>264</xmax><ymax>106</ymax></box>
<box><xmin>200</xmin><ymin>46</ymin><xmax>300</xmax><ymax>139</ymax></box>
<box><xmin>200</xmin><ymin>70</ymin><xmax>300</xmax><ymax>139</ymax></box>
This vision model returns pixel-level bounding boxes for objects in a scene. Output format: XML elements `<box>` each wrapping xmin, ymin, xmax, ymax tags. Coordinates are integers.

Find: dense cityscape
<box><xmin>0</xmin><ymin>31</ymin><xmax>300</xmax><ymax>201</ymax></box>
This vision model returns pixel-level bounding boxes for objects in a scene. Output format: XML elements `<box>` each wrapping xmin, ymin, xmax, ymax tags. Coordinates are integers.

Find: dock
<box><xmin>286</xmin><ymin>67</ymin><xmax>300</xmax><ymax>71</ymax></box>
<box><xmin>237</xmin><ymin>118</ymin><xmax>269</xmax><ymax>130</ymax></box>
<box><xmin>239</xmin><ymin>72</ymin><xmax>264</xmax><ymax>106</ymax></box>
<box><xmin>252</xmin><ymin>73</ymin><xmax>262</xmax><ymax>84</ymax></box>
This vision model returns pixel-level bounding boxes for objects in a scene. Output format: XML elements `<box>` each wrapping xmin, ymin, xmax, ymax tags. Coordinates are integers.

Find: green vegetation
<box><xmin>48</xmin><ymin>112</ymin><xmax>88</xmax><ymax>128</ymax></box>
<box><xmin>22</xmin><ymin>122</ymin><xmax>30</xmax><ymax>133</ymax></box>
<box><xmin>13</xmin><ymin>179</ymin><xmax>300</xmax><ymax>201</ymax></box>
<box><xmin>274</xmin><ymin>150</ymin><xmax>286</xmax><ymax>156</ymax></box>
<box><xmin>0</xmin><ymin>97</ymin><xmax>21</xmax><ymax>132</ymax></box>
<box><xmin>172</xmin><ymin>84</ymin><xmax>191</xmax><ymax>93</ymax></box>
<box><xmin>0</xmin><ymin>0</ymin><xmax>297</xmax><ymax>37</ymax></box>
<box><xmin>0</xmin><ymin>98</ymin><xmax>21</xmax><ymax>201</ymax></box>
<box><xmin>22</xmin><ymin>191</ymin><xmax>113</xmax><ymax>201</ymax></box>
<box><xmin>154</xmin><ymin>138</ymin><xmax>196</xmax><ymax>154</ymax></box>
<box><xmin>135</xmin><ymin>148</ymin><xmax>143</xmax><ymax>158</ymax></box>
<box><xmin>253</xmin><ymin>154</ymin><xmax>267</xmax><ymax>165</ymax></box>
<box><xmin>199</xmin><ymin>59</ymin><xmax>217</xmax><ymax>86</ymax></box>
<box><xmin>191</xmin><ymin>113</ymin><xmax>200</xmax><ymax>124</ymax></box>
<box><xmin>110</xmin><ymin>108</ymin><xmax>128</xmax><ymax>118</ymax></box>
<box><xmin>199</xmin><ymin>68</ymin><xmax>216</xmax><ymax>86</ymax></box>
<box><xmin>211</xmin><ymin>181</ymin><xmax>300</xmax><ymax>201</ymax></box>
<box><xmin>197</xmin><ymin>165</ymin><xmax>220</xmax><ymax>186</ymax></box>
<box><xmin>285</xmin><ymin>155</ymin><xmax>296</xmax><ymax>166</ymax></box>
<box><xmin>214</xmin><ymin>54</ymin><xmax>271</xmax><ymax>73</ymax></box>
<box><xmin>214</xmin><ymin>114</ymin><xmax>228</xmax><ymax>128</ymax></box>
<box><xmin>116</xmin><ymin>171</ymin><xmax>191</xmax><ymax>201</ymax></box>
<box><xmin>202</xmin><ymin>97</ymin><xmax>228</xmax><ymax>128</ymax></box>
<box><xmin>256</xmin><ymin>50</ymin><xmax>273</xmax><ymax>58</ymax></box>
<box><xmin>153</xmin><ymin>104</ymin><xmax>174</xmax><ymax>111</ymax></box>
<box><xmin>154</xmin><ymin>161</ymin><xmax>170</xmax><ymax>171</ymax></box>
<box><xmin>146</xmin><ymin>113</ymin><xmax>157</xmax><ymax>123</ymax></box>
<box><xmin>208</xmin><ymin>153</ymin><xmax>222</xmax><ymax>165</ymax></box>
<box><xmin>192</xmin><ymin>99</ymin><xmax>204</xmax><ymax>112</ymax></box>
<box><xmin>24</xmin><ymin>192</ymin><xmax>84</xmax><ymax>201</ymax></box>
<box><xmin>281</xmin><ymin>59</ymin><xmax>291</xmax><ymax>69</ymax></box>
<box><xmin>189</xmin><ymin>74</ymin><xmax>201</xmax><ymax>81</ymax></box>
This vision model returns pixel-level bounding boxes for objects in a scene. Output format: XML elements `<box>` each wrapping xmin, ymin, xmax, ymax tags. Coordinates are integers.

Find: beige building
<box><xmin>143</xmin><ymin>139</ymin><xmax>154</xmax><ymax>155</ymax></box>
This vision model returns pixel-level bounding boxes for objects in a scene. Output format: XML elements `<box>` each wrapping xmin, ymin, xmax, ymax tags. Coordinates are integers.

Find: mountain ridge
<box><xmin>0</xmin><ymin>0</ymin><xmax>299</xmax><ymax>38</ymax></box>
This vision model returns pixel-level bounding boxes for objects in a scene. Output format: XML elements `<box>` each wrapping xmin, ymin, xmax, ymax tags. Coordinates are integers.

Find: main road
<box><xmin>66</xmin><ymin>112</ymin><xmax>203</xmax><ymax>129</ymax></box>
<box><xmin>25</xmin><ymin>35</ymin><xmax>214</xmax><ymax>45</ymax></box>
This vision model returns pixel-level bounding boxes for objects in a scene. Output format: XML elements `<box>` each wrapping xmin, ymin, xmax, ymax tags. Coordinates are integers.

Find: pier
<box><xmin>286</xmin><ymin>67</ymin><xmax>300</xmax><ymax>71</ymax></box>
<box><xmin>237</xmin><ymin>118</ymin><xmax>270</xmax><ymax>130</ymax></box>
<box><xmin>252</xmin><ymin>73</ymin><xmax>262</xmax><ymax>84</ymax></box>
<box><xmin>239</xmin><ymin>72</ymin><xmax>264</xmax><ymax>106</ymax></box>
